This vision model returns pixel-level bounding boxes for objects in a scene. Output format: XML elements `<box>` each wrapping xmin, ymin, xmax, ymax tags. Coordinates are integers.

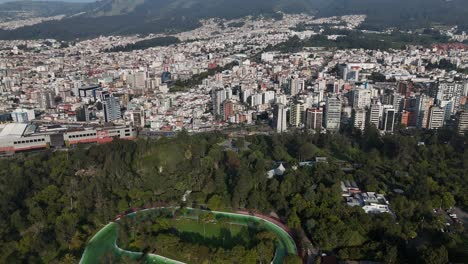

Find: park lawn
<box><xmin>172</xmin><ymin>218</ymin><xmax>245</xmax><ymax>238</ymax></box>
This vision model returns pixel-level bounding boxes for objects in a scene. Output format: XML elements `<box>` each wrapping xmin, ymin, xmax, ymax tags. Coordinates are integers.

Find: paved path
<box><xmin>80</xmin><ymin>207</ymin><xmax>298</xmax><ymax>264</ymax></box>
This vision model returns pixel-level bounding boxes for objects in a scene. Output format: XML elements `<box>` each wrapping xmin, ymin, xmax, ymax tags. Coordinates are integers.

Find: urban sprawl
<box><xmin>1</xmin><ymin>14</ymin><xmax>468</xmax><ymax>157</ymax></box>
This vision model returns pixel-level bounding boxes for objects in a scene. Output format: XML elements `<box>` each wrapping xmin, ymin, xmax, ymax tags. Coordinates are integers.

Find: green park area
<box><xmin>80</xmin><ymin>208</ymin><xmax>298</xmax><ymax>264</ymax></box>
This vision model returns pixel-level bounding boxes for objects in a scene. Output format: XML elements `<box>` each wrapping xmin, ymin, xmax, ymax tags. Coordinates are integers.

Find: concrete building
<box><xmin>382</xmin><ymin>108</ymin><xmax>395</xmax><ymax>132</ymax></box>
<box><xmin>437</xmin><ymin>81</ymin><xmax>466</xmax><ymax>110</ymax></box>
<box><xmin>103</xmin><ymin>96</ymin><xmax>121</xmax><ymax>123</ymax></box>
<box><xmin>351</xmin><ymin>89</ymin><xmax>371</xmax><ymax>109</ymax></box>
<box><xmin>325</xmin><ymin>96</ymin><xmax>341</xmax><ymax>131</ymax></box>
<box><xmin>290</xmin><ymin>101</ymin><xmax>305</xmax><ymax>127</ymax></box>
<box><xmin>11</xmin><ymin>109</ymin><xmax>35</xmax><ymax>123</ymax></box>
<box><xmin>368</xmin><ymin>102</ymin><xmax>382</xmax><ymax>128</ymax></box>
<box><xmin>39</xmin><ymin>91</ymin><xmax>56</xmax><ymax>109</ymax></box>
<box><xmin>289</xmin><ymin>77</ymin><xmax>304</xmax><ymax>96</ymax></box>
<box><xmin>305</xmin><ymin>108</ymin><xmax>323</xmax><ymax>130</ymax></box>
<box><xmin>457</xmin><ymin>111</ymin><xmax>468</xmax><ymax>135</ymax></box>
<box><xmin>273</xmin><ymin>103</ymin><xmax>287</xmax><ymax>133</ymax></box>
<box><xmin>212</xmin><ymin>88</ymin><xmax>227</xmax><ymax>116</ymax></box>
<box><xmin>416</xmin><ymin>95</ymin><xmax>433</xmax><ymax>129</ymax></box>
<box><xmin>428</xmin><ymin>106</ymin><xmax>445</xmax><ymax>129</ymax></box>
<box><xmin>352</xmin><ymin>108</ymin><xmax>367</xmax><ymax>131</ymax></box>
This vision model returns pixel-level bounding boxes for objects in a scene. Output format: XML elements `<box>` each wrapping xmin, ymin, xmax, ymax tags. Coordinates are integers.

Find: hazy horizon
<box><xmin>0</xmin><ymin>0</ymin><xmax>96</xmax><ymax>4</ymax></box>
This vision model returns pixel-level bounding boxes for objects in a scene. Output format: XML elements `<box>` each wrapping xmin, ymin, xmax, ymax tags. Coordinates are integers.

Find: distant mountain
<box><xmin>0</xmin><ymin>1</ymin><xmax>88</xmax><ymax>19</ymax></box>
<box><xmin>318</xmin><ymin>0</ymin><xmax>468</xmax><ymax>30</ymax></box>
<box><xmin>0</xmin><ymin>0</ymin><xmax>95</xmax><ymax>3</ymax></box>
<box><xmin>0</xmin><ymin>0</ymin><xmax>468</xmax><ymax>40</ymax></box>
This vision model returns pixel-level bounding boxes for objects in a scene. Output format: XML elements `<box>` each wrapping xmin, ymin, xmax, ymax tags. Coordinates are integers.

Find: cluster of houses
<box><xmin>341</xmin><ymin>180</ymin><xmax>392</xmax><ymax>214</ymax></box>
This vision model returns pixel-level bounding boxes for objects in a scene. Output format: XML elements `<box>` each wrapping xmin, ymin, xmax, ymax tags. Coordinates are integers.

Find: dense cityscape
<box><xmin>0</xmin><ymin>0</ymin><xmax>468</xmax><ymax>263</ymax></box>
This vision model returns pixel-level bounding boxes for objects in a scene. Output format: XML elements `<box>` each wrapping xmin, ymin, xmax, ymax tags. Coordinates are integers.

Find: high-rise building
<box><xmin>222</xmin><ymin>100</ymin><xmax>237</xmax><ymax>121</ymax></box>
<box><xmin>416</xmin><ymin>95</ymin><xmax>433</xmax><ymax>129</ymax></box>
<box><xmin>290</xmin><ymin>101</ymin><xmax>305</xmax><ymax>127</ymax></box>
<box><xmin>289</xmin><ymin>77</ymin><xmax>304</xmax><ymax>96</ymax></box>
<box><xmin>440</xmin><ymin>100</ymin><xmax>454</xmax><ymax>121</ymax></box>
<box><xmin>241</xmin><ymin>89</ymin><xmax>252</xmax><ymax>103</ymax></box>
<box><xmin>368</xmin><ymin>102</ymin><xmax>382</xmax><ymax>128</ymax></box>
<box><xmin>305</xmin><ymin>108</ymin><xmax>323</xmax><ymax>130</ymax></box>
<box><xmin>263</xmin><ymin>91</ymin><xmax>275</xmax><ymax>104</ymax></box>
<box><xmin>212</xmin><ymin>88</ymin><xmax>227</xmax><ymax>116</ymax></box>
<box><xmin>351</xmin><ymin>89</ymin><xmax>371</xmax><ymax>109</ymax></box>
<box><xmin>457</xmin><ymin>111</ymin><xmax>468</xmax><ymax>135</ymax></box>
<box><xmin>382</xmin><ymin>108</ymin><xmax>395</xmax><ymax>132</ymax></box>
<box><xmin>250</xmin><ymin>93</ymin><xmax>263</xmax><ymax>107</ymax></box>
<box><xmin>401</xmin><ymin>111</ymin><xmax>410</xmax><ymax>127</ymax></box>
<box><xmin>436</xmin><ymin>81</ymin><xmax>465</xmax><ymax>110</ymax></box>
<box><xmin>428</xmin><ymin>106</ymin><xmax>445</xmax><ymax>129</ymax></box>
<box><xmin>103</xmin><ymin>96</ymin><xmax>121</xmax><ymax>123</ymax></box>
<box><xmin>273</xmin><ymin>103</ymin><xmax>287</xmax><ymax>133</ymax></box>
<box><xmin>352</xmin><ymin>108</ymin><xmax>367</xmax><ymax>131</ymax></box>
<box><xmin>325</xmin><ymin>96</ymin><xmax>341</xmax><ymax>131</ymax></box>
<box><xmin>392</xmin><ymin>94</ymin><xmax>404</xmax><ymax>113</ymax></box>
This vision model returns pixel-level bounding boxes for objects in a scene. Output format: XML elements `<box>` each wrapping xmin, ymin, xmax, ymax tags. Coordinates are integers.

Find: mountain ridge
<box><xmin>1</xmin><ymin>0</ymin><xmax>468</xmax><ymax>40</ymax></box>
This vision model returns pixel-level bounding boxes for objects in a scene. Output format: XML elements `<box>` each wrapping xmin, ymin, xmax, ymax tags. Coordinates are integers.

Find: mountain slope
<box><xmin>0</xmin><ymin>0</ymin><xmax>87</xmax><ymax>18</ymax></box>
<box><xmin>1</xmin><ymin>0</ymin><xmax>468</xmax><ymax>40</ymax></box>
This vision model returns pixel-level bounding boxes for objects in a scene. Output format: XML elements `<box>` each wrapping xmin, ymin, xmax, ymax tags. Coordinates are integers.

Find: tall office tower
<box><xmin>368</xmin><ymin>102</ymin><xmax>382</xmax><ymax>128</ymax></box>
<box><xmin>222</xmin><ymin>100</ymin><xmax>237</xmax><ymax>121</ymax></box>
<box><xmin>275</xmin><ymin>94</ymin><xmax>287</xmax><ymax>105</ymax></box>
<box><xmin>457</xmin><ymin>111</ymin><xmax>468</xmax><ymax>135</ymax></box>
<box><xmin>351</xmin><ymin>89</ymin><xmax>371</xmax><ymax>109</ymax></box>
<box><xmin>103</xmin><ymin>96</ymin><xmax>121</xmax><ymax>123</ymax></box>
<box><xmin>273</xmin><ymin>103</ymin><xmax>287</xmax><ymax>133</ymax></box>
<box><xmin>437</xmin><ymin>81</ymin><xmax>465</xmax><ymax>110</ymax></box>
<box><xmin>289</xmin><ymin>101</ymin><xmax>305</xmax><ymax>127</ymax></box>
<box><xmin>392</xmin><ymin>94</ymin><xmax>404</xmax><ymax>113</ymax></box>
<box><xmin>352</xmin><ymin>108</ymin><xmax>367</xmax><ymax>131</ymax></box>
<box><xmin>289</xmin><ymin>77</ymin><xmax>304</xmax><ymax>96</ymax></box>
<box><xmin>325</xmin><ymin>96</ymin><xmax>342</xmax><ymax>131</ymax></box>
<box><xmin>250</xmin><ymin>93</ymin><xmax>263</xmax><ymax>107</ymax></box>
<box><xmin>241</xmin><ymin>88</ymin><xmax>252</xmax><ymax>103</ymax></box>
<box><xmin>305</xmin><ymin>108</ymin><xmax>323</xmax><ymax>130</ymax></box>
<box><xmin>416</xmin><ymin>95</ymin><xmax>434</xmax><ymax>129</ymax></box>
<box><xmin>428</xmin><ymin>106</ymin><xmax>445</xmax><ymax>129</ymax></box>
<box><xmin>440</xmin><ymin>100</ymin><xmax>454</xmax><ymax>121</ymax></box>
<box><xmin>263</xmin><ymin>91</ymin><xmax>275</xmax><ymax>104</ymax></box>
<box><xmin>382</xmin><ymin>108</ymin><xmax>396</xmax><ymax>132</ymax></box>
<box><xmin>212</xmin><ymin>88</ymin><xmax>227</xmax><ymax>116</ymax></box>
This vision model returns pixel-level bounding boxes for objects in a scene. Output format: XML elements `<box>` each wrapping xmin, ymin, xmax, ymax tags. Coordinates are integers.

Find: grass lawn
<box><xmin>173</xmin><ymin>218</ymin><xmax>245</xmax><ymax>238</ymax></box>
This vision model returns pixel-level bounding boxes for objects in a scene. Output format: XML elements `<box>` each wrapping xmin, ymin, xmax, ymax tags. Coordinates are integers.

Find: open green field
<box><xmin>174</xmin><ymin>218</ymin><xmax>245</xmax><ymax>238</ymax></box>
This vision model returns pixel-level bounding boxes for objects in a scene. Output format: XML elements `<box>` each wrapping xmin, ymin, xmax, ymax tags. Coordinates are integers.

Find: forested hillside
<box><xmin>1</xmin><ymin>0</ymin><xmax>468</xmax><ymax>39</ymax></box>
<box><xmin>0</xmin><ymin>127</ymin><xmax>467</xmax><ymax>263</ymax></box>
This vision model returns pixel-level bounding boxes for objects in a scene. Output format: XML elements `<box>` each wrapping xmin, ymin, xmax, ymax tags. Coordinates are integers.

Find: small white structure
<box><xmin>266</xmin><ymin>162</ymin><xmax>286</xmax><ymax>179</ymax></box>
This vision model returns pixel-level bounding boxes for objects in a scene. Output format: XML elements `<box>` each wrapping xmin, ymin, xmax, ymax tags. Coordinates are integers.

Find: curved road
<box><xmin>80</xmin><ymin>207</ymin><xmax>298</xmax><ymax>264</ymax></box>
